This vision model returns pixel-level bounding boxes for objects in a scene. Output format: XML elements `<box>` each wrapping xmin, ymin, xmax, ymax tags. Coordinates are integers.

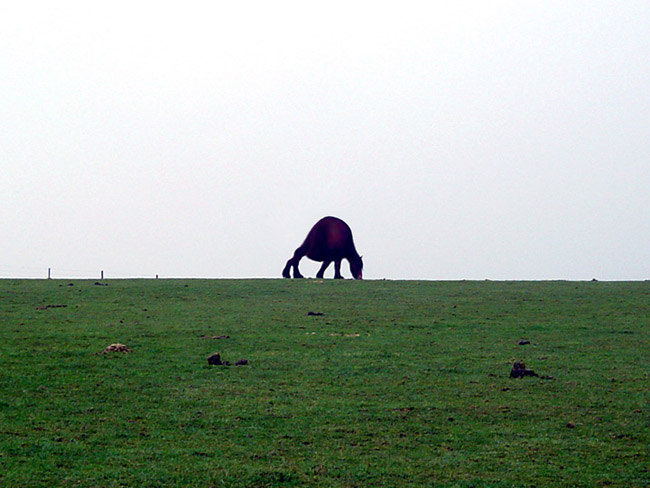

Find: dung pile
<box><xmin>510</xmin><ymin>361</ymin><xmax>538</xmax><ymax>378</ymax></box>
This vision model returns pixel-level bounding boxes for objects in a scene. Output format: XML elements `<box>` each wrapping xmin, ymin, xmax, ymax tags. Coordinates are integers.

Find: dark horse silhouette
<box><xmin>283</xmin><ymin>216</ymin><xmax>363</xmax><ymax>279</ymax></box>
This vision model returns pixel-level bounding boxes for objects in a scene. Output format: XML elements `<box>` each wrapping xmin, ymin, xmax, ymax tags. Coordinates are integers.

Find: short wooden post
<box><xmin>101</xmin><ymin>270</ymin><xmax>104</xmax><ymax>280</ymax></box>
<box><xmin>48</xmin><ymin>268</ymin><xmax>51</xmax><ymax>279</ymax></box>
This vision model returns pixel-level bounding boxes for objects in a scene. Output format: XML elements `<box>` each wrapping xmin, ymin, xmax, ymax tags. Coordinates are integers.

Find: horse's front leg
<box><xmin>316</xmin><ymin>261</ymin><xmax>332</xmax><ymax>279</ymax></box>
<box><xmin>333</xmin><ymin>260</ymin><xmax>344</xmax><ymax>279</ymax></box>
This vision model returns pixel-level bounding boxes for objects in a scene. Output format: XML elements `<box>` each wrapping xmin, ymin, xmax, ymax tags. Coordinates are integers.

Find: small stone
<box><xmin>235</xmin><ymin>359</ymin><xmax>249</xmax><ymax>366</ymax></box>
<box><xmin>566</xmin><ymin>422</ymin><xmax>576</xmax><ymax>429</ymax></box>
<box><xmin>518</xmin><ymin>339</ymin><xmax>531</xmax><ymax>345</ymax></box>
<box><xmin>103</xmin><ymin>343</ymin><xmax>130</xmax><ymax>353</ymax></box>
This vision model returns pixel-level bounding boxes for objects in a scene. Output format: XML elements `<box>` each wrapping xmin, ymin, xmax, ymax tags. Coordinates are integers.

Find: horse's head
<box><xmin>350</xmin><ymin>255</ymin><xmax>363</xmax><ymax>280</ymax></box>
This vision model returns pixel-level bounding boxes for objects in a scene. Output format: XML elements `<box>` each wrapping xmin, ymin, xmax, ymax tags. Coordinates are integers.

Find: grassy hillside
<box><xmin>1</xmin><ymin>279</ymin><xmax>648</xmax><ymax>487</ymax></box>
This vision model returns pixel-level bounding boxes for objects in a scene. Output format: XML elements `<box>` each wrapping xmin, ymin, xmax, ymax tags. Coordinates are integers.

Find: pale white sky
<box><xmin>2</xmin><ymin>1</ymin><xmax>649</xmax><ymax>280</ymax></box>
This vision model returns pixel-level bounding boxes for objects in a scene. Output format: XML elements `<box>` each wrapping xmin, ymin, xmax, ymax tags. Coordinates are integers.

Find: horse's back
<box><xmin>305</xmin><ymin>216</ymin><xmax>353</xmax><ymax>259</ymax></box>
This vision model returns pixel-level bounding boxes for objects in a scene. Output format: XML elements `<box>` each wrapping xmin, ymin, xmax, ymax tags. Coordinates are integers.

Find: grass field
<box><xmin>1</xmin><ymin>279</ymin><xmax>648</xmax><ymax>487</ymax></box>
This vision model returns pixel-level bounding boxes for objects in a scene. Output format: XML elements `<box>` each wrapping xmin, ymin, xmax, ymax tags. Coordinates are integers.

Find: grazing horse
<box><xmin>283</xmin><ymin>216</ymin><xmax>363</xmax><ymax>279</ymax></box>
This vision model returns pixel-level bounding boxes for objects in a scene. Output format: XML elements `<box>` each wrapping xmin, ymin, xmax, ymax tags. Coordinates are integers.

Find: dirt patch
<box><xmin>35</xmin><ymin>304</ymin><xmax>67</xmax><ymax>310</ymax></box>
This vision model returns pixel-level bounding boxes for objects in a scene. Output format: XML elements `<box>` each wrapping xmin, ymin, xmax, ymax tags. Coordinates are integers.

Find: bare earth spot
<box><xmin>35</xmin><ymin>304</ymin><xmax>67</xmax><ymax>310</ymax></box>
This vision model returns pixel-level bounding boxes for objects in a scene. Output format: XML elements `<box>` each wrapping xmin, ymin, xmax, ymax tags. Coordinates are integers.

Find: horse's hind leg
<box><xmin>282</xmin><ymin>259</ymin><xmax>293</xmax><ymax>278</ymax></box>
<box><xmin>316</xmin><ymin>261</ymin><xmax>331</xmax><ymax>279</ymax></box>
<box><xmin>283</xmin><ymin>247</ymin><xmax>306</xmax><ymax>278</ymax></box>
<box><xmin>293</xmin><ymin>263</ymin><xmax>304</xmax><ymax>278</ymax></box>
<box><xmin>333</xmin><ymin>260</ymin><xmax>343</xmax><ymax>279</ymax></box>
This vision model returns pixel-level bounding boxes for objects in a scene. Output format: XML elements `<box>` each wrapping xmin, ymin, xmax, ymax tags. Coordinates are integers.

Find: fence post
<box><xmin>48</xmin><ymin>268</ymin><xmax>51</xmax><ymax>279</ymax></box>
<box><xmin>101</xmin><ymin>270</ymin><xmax>104</xmax><ymax>280</ymax></box>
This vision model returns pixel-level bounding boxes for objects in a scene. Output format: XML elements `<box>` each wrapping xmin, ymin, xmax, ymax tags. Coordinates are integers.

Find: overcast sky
<box><xmin>2</xmin><ymin>1</ymin><xmax>649</xmax><ymax>280</ymax></box>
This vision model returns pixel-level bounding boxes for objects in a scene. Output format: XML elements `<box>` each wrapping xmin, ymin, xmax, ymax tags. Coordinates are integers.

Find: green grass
<box><xmin>1</xmin><ymin>279</ymin><xmax>649</xmax><ymax>487</ymax></box>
